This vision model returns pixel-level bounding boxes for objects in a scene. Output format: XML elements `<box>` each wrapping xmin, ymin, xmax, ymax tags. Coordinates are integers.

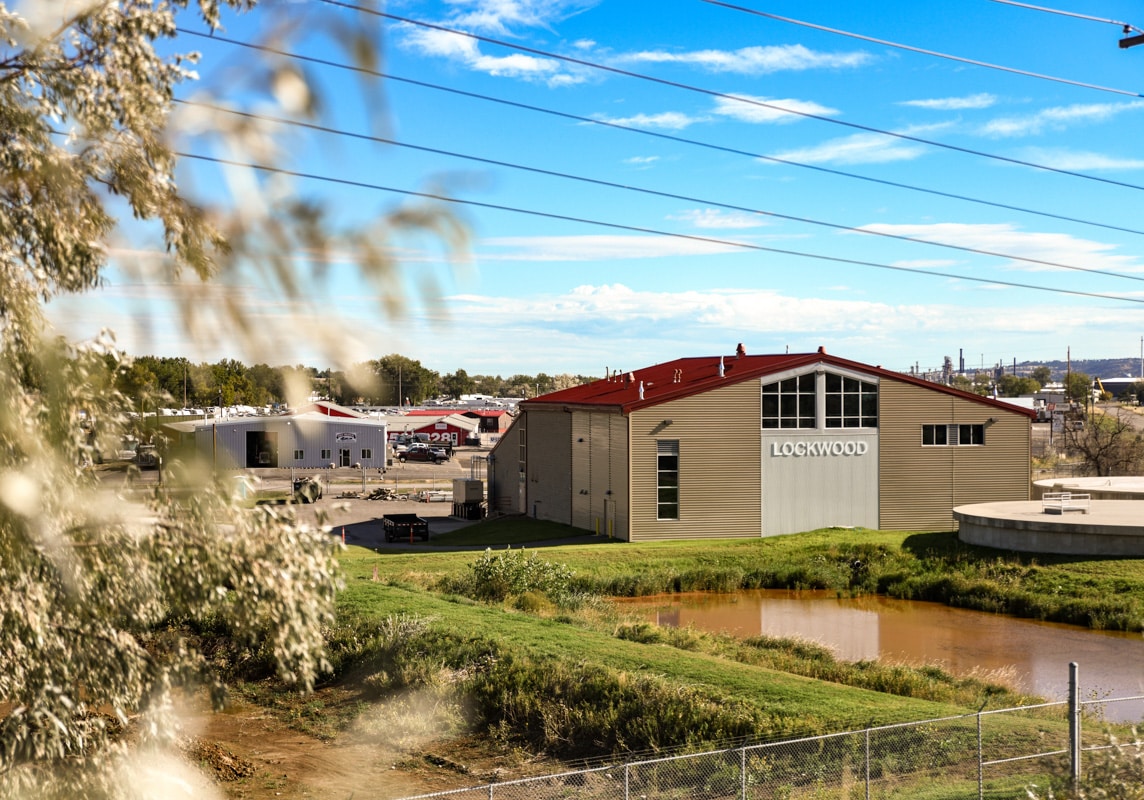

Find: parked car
<box><xmin>398</xmin><ymin>444</ymin><xmax>448</xmax><ymax>464</ymax></box>
<box><xmin>134</xmin><ymin>443</ymin><xmax>159</xmax><ymax>469</ymax></box>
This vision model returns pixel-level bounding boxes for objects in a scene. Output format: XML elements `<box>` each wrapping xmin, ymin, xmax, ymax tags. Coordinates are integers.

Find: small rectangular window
<box><xmin>361</xmin><ymin>448</ymin><xmax>372</xmax><ymax>460</ymax></box>
<box><xmin>923</xmin><ymin>424</ymin><xmax>984</xmax><ymax>446</ymax></box>
<box><xmin>922</xmin><ymin>424</ymin><xmax>947</xmax><ymax>446</ymax></box>
<box><xmin>320</xmin><ymin>449</ymin><xmax>331</xmax><ymax>461</ymax></box>
<box><xmin>293</xmin><ymin>449</ymin><xmax>304</xmax><ymax>460</ymax></box>
<box><xmin>656</xmin><ymin>440</ymin><xmax>679</xmax><ymax>520</ymax></box>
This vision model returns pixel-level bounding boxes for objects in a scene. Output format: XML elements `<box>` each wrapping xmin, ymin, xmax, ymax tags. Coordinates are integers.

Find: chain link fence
<box><xmin>397</xmin><ymin>685</ymin><xmax>1144</xmax><ymax>799</ymax></box>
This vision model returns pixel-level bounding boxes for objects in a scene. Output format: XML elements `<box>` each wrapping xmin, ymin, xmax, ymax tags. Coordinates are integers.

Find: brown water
<box><xmin>617</xmin><ymin>590</ymin><xmax>1144</xmax><ymax>722</ymax></box>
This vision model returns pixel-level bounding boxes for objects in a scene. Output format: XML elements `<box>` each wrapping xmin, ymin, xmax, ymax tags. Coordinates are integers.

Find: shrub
<box><xmin>467</xmin><ymin>547</ymin><xmax>575</xmax><ymax>602</ymax></box>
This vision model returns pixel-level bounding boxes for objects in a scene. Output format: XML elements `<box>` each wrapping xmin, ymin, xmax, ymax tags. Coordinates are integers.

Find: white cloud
<box><xmin>1017</xmin><ymin>147</ymin><xmax>1144</xmax><ymax>171</ymax></box>
<box><xmin>619</xmin><ymin>44</ymin><xmax>872</xmax><ymax>74</ymax></box>
<box><xmin>590</xmin><ymin>111</ymin><xmax>706</xmax><ymax>130</ymax></box>
<box><xmin>623</xmin><ymin>155</ymin><xmax>660</xmax><ymax>165</ymax></box>
<box><xmin>979</xmin><ymin>101</ymin><xmax>1144</xmax><ymax>138</ymax></box>
<box><xmin>767</xmin><ymin>131</ymin><xmax>927</xmax><ymax>165</ymax></box>
<box><xmin>443</xmin><ymin>1</ymin><xmax>602</xmax><ymax>35</ymax></box>
<box><xmin>669</xmin><ymin>209</ymin><xmax>768</xmax><ymax>229</ymax></box>
<box><xmin>900</xmin><ymin>93</ymin><xmax>997</xmax><ymax>111</ymax></box>
<box><xmin>856</xmin><ymin>222</ymin><xmax>1142</xmax><ymax>274</ymax></box>
<box><xmin>478</xmin><ymin>234</ymin><xmax>744</xmax><ymax>261</ymax></box>
<box><xmin>398</xmin><ymin>24</ymin><xmax>586</xmax><ymax>86</ymax></box>
<box><xmin>712</xmin><ymin>94</ymin><xmax>839</xmax><ymax>124</ymax></box>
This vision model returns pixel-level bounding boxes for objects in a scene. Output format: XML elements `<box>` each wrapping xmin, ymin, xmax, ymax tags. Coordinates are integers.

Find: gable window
<box><xmin>762</xmin><ymin>374</ymin><xmax>816</xmax><ymax>429</ymax></box>
<box><xmin>825</xmin><ymin>374</ymin><xmax>878</xmax><ymax>428</ymax></box>
<box><xmin>922</xmin><ymin>424</ymin><xmax>985</xmax><ymax>446</ymax></box>
<box><xmin>657</xmin><ymin>440</ymin><xmax>679</xmax><ymax>520</ymax></box>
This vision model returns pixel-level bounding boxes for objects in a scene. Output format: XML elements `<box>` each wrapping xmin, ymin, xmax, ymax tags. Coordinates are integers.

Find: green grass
<box><xmin>347</xmin><ymin>522</ymin><xmax>1144</xmax><ymax>631</ymax></box>
<box><xmin>242</xmin><ymin>522</ymin><xmax>1144</xmax><ymax>787</ymax></box>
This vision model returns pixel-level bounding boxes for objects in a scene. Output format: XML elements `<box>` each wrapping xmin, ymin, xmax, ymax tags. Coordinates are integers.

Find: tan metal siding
<box><xmin>588</xmin><ymin>413</ymin><xmax>612</xmax><ymax>536</ymax></box>
<box><xmin>629</xmin><ymin>380</ymin><xmax>762</xmax><ymax>541</ymax></box>
<box><xmin>525</xmin><ymin>409</ymin><xmax>572</xmax><ymax>524</ymax></box>
<box><xmin>609</xmin><ymin>414</ymin><xmax>630</xmax><ymax>540</ymax></box>
<box><xmin>488</xmin><ymin>417</ymin><xmax>524</xmax><ymax>515</ymax></box>
<box><xmin>879</xmin><ymin>379</ymin><xmax>1031</xmax><ymax>531</ymax></box>
<box><xmin>571</xmin><ymin>412</ymin><xmax>592</xmax><ymax>529</ymax></box>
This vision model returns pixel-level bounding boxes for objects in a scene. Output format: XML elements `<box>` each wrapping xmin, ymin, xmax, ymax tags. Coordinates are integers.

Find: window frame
<box><xmin>762</xmin><ymin>368</ymin><xmax>879</xmax><ymax>431</ymax></box>
<box><xmin>922</xmin><ymin>423</ymin><xmax>986</xmax><ymax>447</ymax></box>
<box><xmin>656</xmin><ymin>440</ymin><xmax>680</xmax><ymax>521</ymax></box>
<box><xmin>293</xmin><ymin>449</ymin><xmax>304</xmax><ymax>461</ymax></box>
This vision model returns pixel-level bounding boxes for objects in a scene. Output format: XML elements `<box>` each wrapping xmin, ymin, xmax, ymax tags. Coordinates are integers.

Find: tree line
<box><xmin>117</xmin><ymin>354</ymin><xmax>598</xmax><ymax>410</ymax></box>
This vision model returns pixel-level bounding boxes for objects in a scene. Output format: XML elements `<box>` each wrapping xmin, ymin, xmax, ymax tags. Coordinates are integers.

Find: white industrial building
<box><xmin>165</xmin><ymin>403</ymin><xmax>387</xmax><ymax>470</ymax></box>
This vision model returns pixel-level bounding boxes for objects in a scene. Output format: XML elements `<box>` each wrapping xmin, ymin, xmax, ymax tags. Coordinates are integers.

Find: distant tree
<box><xmin>247</xmin><ymin>363</ymin><xmax>286</xmax><ymax>406</ymax></box>
<box><xmin>997</xmin><ymin>374</ymin><xmax>1041</xmax><ymax>397</ymax></box>
<box><xmin>442</xmin><ymin>368</ymin><xmax>476</xmax><ymax>400</ymax></box>
<box><xmin>371</xmin><ymin>355</ymin><xmax>440</xmax><ymax>405</ymax></box>
<box><xmin>1063</xmin><ymin>408</ymin><xmax>1144</xmax><ymax>476</ymax></box>
<box><xmin>1065</xmin><ymin>372</ymin><xmax>1092</xmax><ymax>404</ymax></box>
<box><xmin>473</xmin><ymin>374</ymin><xmax>506</xmax><ymax>396</ymax></box>
<box><xmin>1030</xmin><ymin>365</ymin><xmax>1053</xmax><ymax>386</ymax></box>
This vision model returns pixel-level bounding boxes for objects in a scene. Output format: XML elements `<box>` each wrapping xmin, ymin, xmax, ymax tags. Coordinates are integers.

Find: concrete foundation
<box><xmin>955</xmin><ymin>500</ymin><xmax>1144</xmax><ymax>556</ymax></box>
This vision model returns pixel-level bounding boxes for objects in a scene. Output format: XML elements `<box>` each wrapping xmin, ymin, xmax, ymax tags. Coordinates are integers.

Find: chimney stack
<box><xmin>736</xmin><ymin>343</ymin><xmax>746</xmax><ymax>358</ymax></box>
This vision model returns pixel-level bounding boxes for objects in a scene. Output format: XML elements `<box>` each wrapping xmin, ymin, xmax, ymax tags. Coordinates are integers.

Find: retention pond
<box><xmin>618</xmin><ymin>589</ymin><xmax>1144</xmax><ymax>722</ymax></box>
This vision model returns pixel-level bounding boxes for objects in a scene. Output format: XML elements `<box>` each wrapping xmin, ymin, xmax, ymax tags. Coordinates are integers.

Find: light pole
<box><xmin>354</xmin><ymin>462</ymin><xmax>366</xmax><ymax>493</ymax></box>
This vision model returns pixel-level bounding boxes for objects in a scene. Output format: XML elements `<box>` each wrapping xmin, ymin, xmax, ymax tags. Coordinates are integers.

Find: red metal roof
<box><xmin>520</xmin><ymin>348</ymin><xmax>1037</xmax><ymax>419</ymax></box>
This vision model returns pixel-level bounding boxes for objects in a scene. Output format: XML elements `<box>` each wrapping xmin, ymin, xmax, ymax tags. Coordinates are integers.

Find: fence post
<box><xmin>741</xmin><ymin>746</ymin><xmax>747</xmax><ymax>800</ymax></box>
<box><xmin>865</xmin><ymin>727</ymin><xmax>871</xmax><ymax>800</ymax></box>
<box><xmin>1069</xmin><ymin>661</ymin><xmax>1081</xmax><ymax>787</ymax></box>
<box><xmin>977</xmin><ymin>709</ymin><xmax>983</xmax><ymax>800</ymax></box>
<box><xmin>488</xmin><ymin>782</ymin><xmax>493</xmax><ymax>800</ymax></box>
<box><xmin>624</xmin><ymin>763</ymin><xmax>630</xmax><ymax>800</ymax></box>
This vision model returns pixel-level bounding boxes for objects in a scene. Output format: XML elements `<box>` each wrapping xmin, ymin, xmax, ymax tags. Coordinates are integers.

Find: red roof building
<box><xmin>489</xmin><ymin>346</ymin><xmax>1033</xmax><ymax>541</ymax></box>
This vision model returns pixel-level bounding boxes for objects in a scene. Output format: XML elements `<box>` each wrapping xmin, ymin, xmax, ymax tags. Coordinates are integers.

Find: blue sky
<box><xmin>45</xmin><ymin>0</ymin><xmax>1144</xmax><ymax>378</ymax></box>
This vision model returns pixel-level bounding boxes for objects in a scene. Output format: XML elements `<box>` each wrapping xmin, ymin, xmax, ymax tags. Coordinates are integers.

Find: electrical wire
<box><xmin>176</xmin><ymin>29</ymin><xmax>1144</xmax><ymax>239</ymax></box>
<box><xmin>317</xmin><ymin>1</ymin><xmax>1144</xmax><ymax>192</ymax></box>
<box><xmin>703</xmin><ymin>0</ymin><xmax>1144</xmax><ymax>98</ymax></box>
<box><xmin>176</xmin><ymin>98</ymin><xmax>1144</xmax><ymax>285</ymax></box>
<box><xmin>175</xmin><ymin>150</ymin><xmax>1144</xmax><ymax>306</ymax></box>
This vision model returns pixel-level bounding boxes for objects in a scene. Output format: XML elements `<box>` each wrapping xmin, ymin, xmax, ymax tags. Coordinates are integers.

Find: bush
<box><xmin>466</xmin><ymin>547</ymin><xmax>575</xmax><ymax>602</ymax></box>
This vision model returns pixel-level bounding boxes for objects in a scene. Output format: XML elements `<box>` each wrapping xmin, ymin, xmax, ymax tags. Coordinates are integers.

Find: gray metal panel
<box><xmin>762</xmin><ymin>433</ymin><xmax>879</xmax><ymax>535</ymax></box>
<box><xmin>525</xmin><ymin>409</ymin><xmax>572</xmax><ymax>524</ymax></box>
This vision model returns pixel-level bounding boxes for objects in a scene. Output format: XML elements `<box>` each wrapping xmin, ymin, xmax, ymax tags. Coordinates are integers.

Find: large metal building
<box><xmin>488</xmin><ymin>346</ymin><xmax>1034</xmax><ymax>540</ymax></box>
<box><xmin>176</xmin><ymin>408</ymin><xmax>387</xmax><ymax>470</ymax></box>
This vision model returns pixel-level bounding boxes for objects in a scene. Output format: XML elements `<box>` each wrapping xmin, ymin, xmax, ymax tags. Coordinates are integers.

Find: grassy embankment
<box><xmin>272</xmin><ymin>520</ymin><xmax>1144</xmax><ymax>796</ymax></box>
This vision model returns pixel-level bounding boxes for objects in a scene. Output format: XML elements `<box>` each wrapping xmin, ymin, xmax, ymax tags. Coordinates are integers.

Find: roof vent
<box><xmin>718</xmin><ymin>356</ymin><xmax>725</xmax><ymax>377</ymax></box>
<box><xmin>818</xmin><ymin>345</ymin><xmax>826</xmax><ymax>354</ymax></box>
<box><xmin>638</xmin><ymin>381</ymin><xmax>645</xmax><ymax>400</ymax></box>
<box><xmin>673</xmin><ymin>369</ymin><xmax>682</xmax><ymax>383</ymax></box>
<box><xmin>625</xmin><ymin>372</ymin><xmax>633</xmax><ymax>387</ymax></box>
<box><xmin>736</xmin><ymin>343</ymin><xmax>746</xmax><ymax>358</ymax></box>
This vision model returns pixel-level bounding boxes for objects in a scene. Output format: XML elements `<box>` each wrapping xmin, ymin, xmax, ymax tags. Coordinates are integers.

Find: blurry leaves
<box><xmin>0</xmin><ymin>0</ymin><xmax>465</xmax><ymax>794</ymax></box>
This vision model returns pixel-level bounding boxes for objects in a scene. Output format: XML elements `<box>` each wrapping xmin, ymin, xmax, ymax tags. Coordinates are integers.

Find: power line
<box><xmin>704</xmin><ymin>0</ymin><xmax>1144</xmax><ymax>98</ymax></box>
<box><xmin>319</xmin><ymin>1</ymin><xmax>1144</xmax><ymax>192</ymax></box>
<box><xmin>175</xmin><ymin>150</ymin><xmax>1144</xmax><ymax>306</ymax></box>
<box><xmin>175</xmin><ymin>29</ymin><xmax>1144</xmax><ymax>239</ymax></box>
<box><xmin>176</xmin><ymin>98</ymin><xmax>1144</xmax><ymax>285</ymax></box>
